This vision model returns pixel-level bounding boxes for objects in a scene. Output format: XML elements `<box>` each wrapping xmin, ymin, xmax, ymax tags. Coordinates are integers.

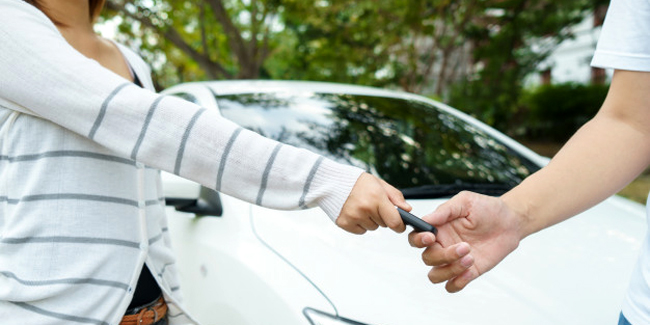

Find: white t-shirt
<box><xmin>591</xmin><ymin>0</ymin><xmax>650</xmax><ymax>71</ymax></box>
<box><xmin>591</xmin><ymin>1</ymin><xmax>650</xmax><ymax>324</ymax></box>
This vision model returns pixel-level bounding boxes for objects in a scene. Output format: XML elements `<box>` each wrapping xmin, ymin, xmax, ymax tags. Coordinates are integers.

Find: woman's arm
<box><xmin>0</xmin><ymin>0</ymin><xmax>409</xmax><ymax>231</ymax></box>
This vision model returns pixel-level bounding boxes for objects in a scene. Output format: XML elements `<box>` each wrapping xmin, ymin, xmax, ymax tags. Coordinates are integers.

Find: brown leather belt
<box><xmin>120</xmin><ymin>297</ymin><xmax>168</xmax><ymax>325</ymax></box>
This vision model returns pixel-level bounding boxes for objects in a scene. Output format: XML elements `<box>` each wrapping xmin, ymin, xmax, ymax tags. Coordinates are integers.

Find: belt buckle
<box><xmin>121</xmin><ymin>296</ymin><xmax>166</xmax><ymax>325</ymax></box>
<box><xmin>136</xmin><ymin>303</ymin><xmax>160</xmax><ymax>324</ymax></box>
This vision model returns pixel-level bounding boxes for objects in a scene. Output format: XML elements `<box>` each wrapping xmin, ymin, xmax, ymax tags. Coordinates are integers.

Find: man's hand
<box><xmin>408</xmin><ymin>191</ymin><xmax>526</xmax><ymax>292</ymax></box>
<box><xmin>337</xmin><ymin>173</ymin><xmax>411</xmax><ymax>234</ymax></box>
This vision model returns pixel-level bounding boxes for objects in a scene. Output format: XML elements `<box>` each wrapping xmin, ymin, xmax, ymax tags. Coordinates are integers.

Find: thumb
<box><xmin>423</xmin><ymin>191</ymin><xmax>472</xmax><ymax>226</ymax></box>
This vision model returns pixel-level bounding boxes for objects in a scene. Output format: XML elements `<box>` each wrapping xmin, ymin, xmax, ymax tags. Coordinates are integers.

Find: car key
<box><xmin>397</xmin><ymin>207</ymin><xmax>437</xmax><ymax>235</ymax></box>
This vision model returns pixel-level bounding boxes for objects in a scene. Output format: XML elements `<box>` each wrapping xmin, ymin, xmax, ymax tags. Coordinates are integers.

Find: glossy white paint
<box><xmin>165</xmin><ymin>194</ymin><xmax>336</xmax><ymax>325</ymax></box>
<box><xmin>251</xmin><ymin>198</ymin><xmax>645</xmax><ymax>325</ymax></box>
<box><xmin>161</xmin><ymin>81</ymin><xmax>647</xmax><ymax>325</ymax></box>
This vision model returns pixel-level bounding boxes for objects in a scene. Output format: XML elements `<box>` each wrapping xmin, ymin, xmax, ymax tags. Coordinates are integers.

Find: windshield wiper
<box><xmin>400</xmin><ymin>183</ymin><xmax>513</xmax><ymax>199</ymax></box>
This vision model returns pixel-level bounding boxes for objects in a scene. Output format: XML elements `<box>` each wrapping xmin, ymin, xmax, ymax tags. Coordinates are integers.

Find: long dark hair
<box><xmin>25</xmin><ymin>0</ymin><xmax>106</xmax><ymax>22</ymax></box>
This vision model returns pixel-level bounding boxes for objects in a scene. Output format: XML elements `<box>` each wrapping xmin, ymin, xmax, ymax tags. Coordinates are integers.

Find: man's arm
<box><xmin>409</xmin><ymin>70</ymin><xmax>650</xmax><ymax>292</ymax></box>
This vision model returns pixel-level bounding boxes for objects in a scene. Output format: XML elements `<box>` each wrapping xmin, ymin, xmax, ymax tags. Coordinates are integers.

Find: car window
<box><xmin>214</xmin><ymin>91</ymin><xmax>540</xmax><ymax>197</ymax></box>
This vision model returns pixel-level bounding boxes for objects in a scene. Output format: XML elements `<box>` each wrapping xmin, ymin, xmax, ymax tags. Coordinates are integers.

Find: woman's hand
<box><xmin>337</xmin><ymin>173</ymin><xmax>411</xmax><ymax>234</ymax></box>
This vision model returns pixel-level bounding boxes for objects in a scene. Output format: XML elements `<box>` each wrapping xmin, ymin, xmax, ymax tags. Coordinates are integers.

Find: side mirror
<box><xmin>162</xmin><ymin>172</ymin><xmax>223</xmax><ymax>217</ymax></box>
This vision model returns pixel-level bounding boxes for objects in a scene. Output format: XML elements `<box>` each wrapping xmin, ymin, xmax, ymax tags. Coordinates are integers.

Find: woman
<box><xmin>0</xmin><ymin>1</ymin><xmax>410</xmax><ymax>324</ymax></box>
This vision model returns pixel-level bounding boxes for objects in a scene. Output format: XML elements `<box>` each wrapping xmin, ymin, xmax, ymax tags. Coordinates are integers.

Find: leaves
<box><xmin>102</xmin><ymin>0</ymin><xmax>593</xmax><ymax>114</ymax></box>
<box><xmin>447</xmin><ymin>0</ymin><xmax>593</xmax><ymax>132</ymax></box>
<box><xmin>103</xmin><ymin>0</ymin><xmax>285</xmax><ymax>88</ymax></box>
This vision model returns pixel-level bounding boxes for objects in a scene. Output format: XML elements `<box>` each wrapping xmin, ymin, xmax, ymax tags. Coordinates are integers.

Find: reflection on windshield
<box><xmin>215</xmin><ymin>91</ymin><xmax>539</xmax><ymax>192</ymax></box>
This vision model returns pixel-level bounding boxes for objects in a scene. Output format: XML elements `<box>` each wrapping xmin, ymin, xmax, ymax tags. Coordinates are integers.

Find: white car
<box><xmin>160</xmin><ymin>80</ymin><xmax>646</xmax><ymax>325</ymax></box>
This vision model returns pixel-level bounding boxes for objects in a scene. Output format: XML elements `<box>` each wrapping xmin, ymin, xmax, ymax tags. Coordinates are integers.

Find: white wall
<box><xmin>527</xmin><ymin>14</ymin><xmax>613</xmax><ymax>86</ymax></box>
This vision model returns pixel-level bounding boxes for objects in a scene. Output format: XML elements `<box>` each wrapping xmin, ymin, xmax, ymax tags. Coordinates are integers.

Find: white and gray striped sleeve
<box><xmin>0</xmin><ymin>1</ymin><xmax>364</xmax><ymax>220</ymax></box>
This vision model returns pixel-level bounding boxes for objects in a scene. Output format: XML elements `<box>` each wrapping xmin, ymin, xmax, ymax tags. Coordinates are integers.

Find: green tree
<box><xmin>279</xmin><ymin>0</ymin><xmax>592</xmax><ymax>101</ymax></box>
<box><xmin>278</xmin><ymin>0</ymin><xmax>483</xmax><ymax>94</ymax></box>
<box><xmin>102</xmin><ymin>0</ymin><xmax>592</xmax><ymax>104</ymax></box>
<box><xmin>522</xmin><ymin>82</ymin><xmax>609</xmax><ymax>141</ymax></box>
<box><xmin>104</xmin><ymin>0</ymin><xmax>284</xmax><ymax>88</ymax></box>
<box><xmin>448</xmin><ymin>0</ymin><xmax>592</xmax><ymax>131</ymax></box>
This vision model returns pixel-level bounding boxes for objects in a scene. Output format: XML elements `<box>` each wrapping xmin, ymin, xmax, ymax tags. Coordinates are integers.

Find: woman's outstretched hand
<box><xmin>337</xmin><ymin>173</ymin><xmax>411</xmax><ymax>235</ymax></box>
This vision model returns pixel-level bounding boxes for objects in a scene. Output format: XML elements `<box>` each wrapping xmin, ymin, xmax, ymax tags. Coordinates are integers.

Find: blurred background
<box><xmin>97</xmin><ymin>0</ymin><xmax>648</xmax><ymax>203</ymax></box>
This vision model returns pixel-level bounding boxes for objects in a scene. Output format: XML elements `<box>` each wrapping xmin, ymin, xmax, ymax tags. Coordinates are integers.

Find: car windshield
<box><xmin>213</xmin><ymin>90</ymin><xmax>540</xmax><ymax>198</ymax></box>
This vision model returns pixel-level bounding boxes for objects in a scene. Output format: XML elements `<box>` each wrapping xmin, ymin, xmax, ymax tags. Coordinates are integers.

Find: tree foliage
<box><xmin>278</xmin><ymin>0</ymin><xmax>483</xmax><ymax>94</ymax></box>
<box><xmin>447</xmin><ymin>0</ymin><xmax>593</xmax><ymax>131</ymax></box>
<box><xmin>521</xmin><ymin>82</ymin><xmax>608</xmax><ymax>141</ymax></box>
<box><xmin>103</xmin><ymin>0</ymin><xmax>593</xmax><ymax>113</ymax></box>
<box><xmin>103</xmin><ymin>0</ymin><xmax>284</xmax><ymax>88</ymax></box>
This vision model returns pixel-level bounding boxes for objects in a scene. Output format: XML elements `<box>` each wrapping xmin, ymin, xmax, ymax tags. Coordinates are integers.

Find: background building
<box><xmin>528</xmin><ymin>4</ymin><xmax>610</xmax><ymax>86</ymax></box>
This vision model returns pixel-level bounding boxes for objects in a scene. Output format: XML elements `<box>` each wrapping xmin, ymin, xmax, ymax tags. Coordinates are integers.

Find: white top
<box><xmin>0</xmin><ymin>1</ymin><xmax>363</xmax><ymax>324</ymax></box>
<box><xmin>591</xmin><ymin>0</ymin><xmax>650</xmax><ymax>324</ymax></box>
<box><xmin>591</xmin><ymin>0</ymin><xmax>650</xmax><ymax>72</ymax></box>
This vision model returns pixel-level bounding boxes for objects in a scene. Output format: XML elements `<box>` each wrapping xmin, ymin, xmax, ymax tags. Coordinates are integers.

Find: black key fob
<box><xmin>397</xmin><ymin>207</ymin><xmax>438</xmax><ymax>235</ymax></box>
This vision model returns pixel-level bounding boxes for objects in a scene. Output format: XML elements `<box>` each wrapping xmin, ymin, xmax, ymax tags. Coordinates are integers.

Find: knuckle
<box><xmin>336</xmin><ymin>218</ymin><xmax>350</xmax><ymax>229</ymax></box>
<box><xmin>408</xmin><ymin>233</ymin><xmax>422</xmax><ymax>247</ymax></box>
<box><xmin>445</xmin><ymin>249</ymin><xmax>458</xmax><ymax>262</ymax></box>
<box><xmin>421</xmin><ymin>252</ymin><xmax>435</xmax><ymax>266</ymax></box>
<box><xmin>355</xmin><ymin>201</ymin><xmax>373</xmax><ymax>214</ymax></box>
<box><xmin>446</xmin><ymin>283</ymin><xmax>460</xmax><ymax>293</ymax></box>
<box><xmin>349</xmin><ymin>213</ymin><xmax>361</xmax><ymax>222</ymax></box>
<box><xmin>386</xmin><ymin>219</ymin><xmax>401</xmax><ymax>230</ymax></box>
<box><xmin>448</xmin><ymin>271</ymin><xmax>473</xmax><ymax>293</ymax></box>
<box><xmin>408</xmin><ymin>235</ymin><xmax>416</xmax><ymax>247</ymax></box>
<box><xmin>452</xmin><ymin>261</ymin><xmax>469</xmax><ymax>275</ymax></box>
<box><xmin>451</xmin><ymin>281</ymin><xmax>467</xmax><ymax>293</ymax></box>
<box><xmin>427</xmin><ymin>269</ymin><xmax>445</xmax><ymax>284</ymax></box>
<box><xmin>390</xmin><ymin>188</ymin><xmax>405</xmax><ymax>199</ymax></box>
<box><xmin>393</xmin><ymin>223</ymin><xmax>406</xmax><ymax>233</ymax></box>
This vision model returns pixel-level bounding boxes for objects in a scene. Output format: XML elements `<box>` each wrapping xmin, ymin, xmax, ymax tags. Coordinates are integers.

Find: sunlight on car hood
<box><xmin>251</xmin><ymin>197</ymin><xmax>646</xmax><ymax>325</ymax></box>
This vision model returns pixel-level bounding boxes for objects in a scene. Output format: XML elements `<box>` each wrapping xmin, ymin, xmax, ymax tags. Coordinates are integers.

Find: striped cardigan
<box><xmin>0</xmin><ymin>1</ymin><xmax>363</xmax><ymax>324</ymax></box>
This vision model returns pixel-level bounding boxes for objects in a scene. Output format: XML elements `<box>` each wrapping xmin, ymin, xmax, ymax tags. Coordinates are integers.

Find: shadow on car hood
<box><xmin>251</xmin><ymin>197</ymin><xmax>646</xmax><ymax>325</ymax></box>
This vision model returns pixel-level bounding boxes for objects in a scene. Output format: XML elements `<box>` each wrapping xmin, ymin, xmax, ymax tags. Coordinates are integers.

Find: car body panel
<box><xmin>164</xmin><ymin>194</ymin><xmax>336</xmax><ymax>325</ymax></box>
<box><xmin>251</xmin><ymin>198</ymin><xmax>646</xmax><ymax>325</ymax></box>
<box><xmin>160</xmin><ymin>80</ymin><xmax>647</xmax><ymax>325</ymax></box>
<box><xmin>162</xmin><ymin>82</ymin><xmax>221</xmax><ymax>113</ymax></box>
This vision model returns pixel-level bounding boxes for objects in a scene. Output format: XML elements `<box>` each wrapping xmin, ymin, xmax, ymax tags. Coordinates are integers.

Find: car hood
<box><xmin>251</xmin><ymin>196</ymin><xmax>647</xmax><ymax>325</ymax></box>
